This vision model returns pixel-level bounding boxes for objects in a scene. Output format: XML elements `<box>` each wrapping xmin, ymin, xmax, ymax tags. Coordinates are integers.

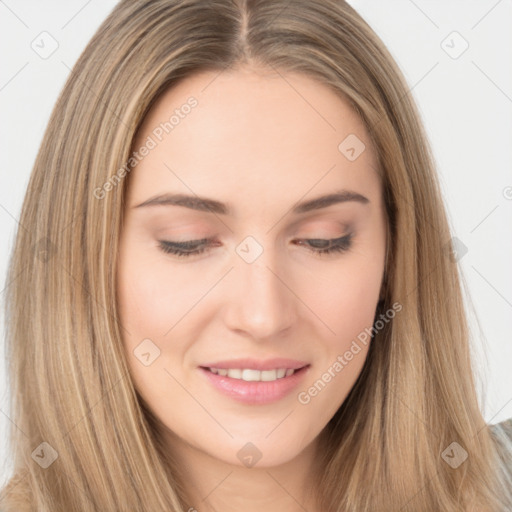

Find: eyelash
<box><xmin>157</xmin><ymin>234</ymin><xmax>353</xmax><ymax>259</ymax></box>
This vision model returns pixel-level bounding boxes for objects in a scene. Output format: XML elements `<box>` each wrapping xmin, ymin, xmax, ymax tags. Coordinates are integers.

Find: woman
<box><xmin>1</xmin><ymin>0</ymin><xmax>511</xmax><ymax>510</ymax></box>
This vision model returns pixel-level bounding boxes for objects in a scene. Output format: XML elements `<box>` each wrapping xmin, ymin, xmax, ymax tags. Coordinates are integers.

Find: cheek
<box><xmin>298</xmin><ymin>217</ymin><xmax>386</xmax><ymax>348</ymax></box>
<box><xmin>342</xmin><ymin>266</ymin><xmax>380</xmax><ymax>323</ymax></box>
<box><xmin>308</xmin><ymin>258</ymin><xmax>382</xmax><ymax>345</ymax></box>
<box><xmin>295</xmin><ymin>262</ymin><xmax>381</xmax><ymax>427</ymax></box>
<box><xmin>117</xmin><ymin>247</ymin><xmax>200</xmax><ymax>336</ymax></box>
<box><xmin>116</xmin><ymin>250</ymin><xmax>186</xmax><ymax>409</ymax></box>
<box><xmin>117</xmin><ymin>268</ymin><xmax>169</xmax><ymax>335</ymax></box>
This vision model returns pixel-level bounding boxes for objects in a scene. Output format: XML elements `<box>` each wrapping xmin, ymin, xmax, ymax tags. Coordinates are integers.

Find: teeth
<box><xmin>208</xmin><ymin>367</ymin><xmax>297</xmax><ymax>381</ymax></box>
<box><xmin>261</xmin><ymin>370</ymin><xmax>278</xmax><ymax>381</ymax></box>
<box><xmin>242</xmin><ymin>369</ymin><xmax>261</xmax><ymax>381</ymax></box>
<box><xmin>228</xmin><ymin>369</ymin><xmax>242</xmax><ymax>379</ymax></box>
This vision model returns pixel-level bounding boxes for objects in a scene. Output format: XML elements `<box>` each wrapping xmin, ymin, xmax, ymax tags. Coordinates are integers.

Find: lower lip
<box><xmin>199</xmin><ymin>366</ymin><xmax>310</xmax><ymax>405</ymax></box>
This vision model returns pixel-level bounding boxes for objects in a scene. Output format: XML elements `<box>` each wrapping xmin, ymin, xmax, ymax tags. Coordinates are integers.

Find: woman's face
<box><xmin>117</xmin><ymin>67</ymin><xmax>387</xmax><ymax>468</ymax></box>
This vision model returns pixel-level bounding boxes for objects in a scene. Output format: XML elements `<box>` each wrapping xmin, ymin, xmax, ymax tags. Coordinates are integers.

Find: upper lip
<box><xmin>200</xmin><ymin>358</ymin><xmax>309</xmax><ymax>371</ymax></box>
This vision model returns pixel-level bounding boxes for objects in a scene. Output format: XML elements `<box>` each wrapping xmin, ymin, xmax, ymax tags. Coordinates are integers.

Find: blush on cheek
<box><xmin>328</xmin><ymin>275</ymin><xmax>379</xmax><ymax>319</ymax></box>
<box><xmin>316</xmin><ymin>276</ymin><xmax>380</xmax><ymax>353</ymax></box>
<box><xmin>121</xmin><ymin>263</ymin><xmax>209</xmax><ymax>339</ymax></box>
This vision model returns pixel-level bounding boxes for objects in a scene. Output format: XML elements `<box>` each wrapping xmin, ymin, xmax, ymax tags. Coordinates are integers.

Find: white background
<box><xmin>1</xmin><ymin>0</ymin><xmax>511</xmax><ymax>485</ymax></box>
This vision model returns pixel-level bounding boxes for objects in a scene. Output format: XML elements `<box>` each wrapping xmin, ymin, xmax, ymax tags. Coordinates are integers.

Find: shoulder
<box><xmin>489</xmin><ymin>417</ymin><xmax>512</xmax><ymax>446</ymax></box>
<box><xmin>488</xmin><ymin>417</ymin><xmax>512</xmax><ymax>478</ymax></box>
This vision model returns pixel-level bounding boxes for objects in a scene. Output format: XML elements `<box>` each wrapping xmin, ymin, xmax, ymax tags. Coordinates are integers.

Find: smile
<box><xmin>206</xmin><ymin>367</ymin><xmax>296</xmax><ymax>381</ymax></box>
<box><xmin>199</xmin><ymin>363</ymin><xmax>310</xmax><ymax>405</ymax></box>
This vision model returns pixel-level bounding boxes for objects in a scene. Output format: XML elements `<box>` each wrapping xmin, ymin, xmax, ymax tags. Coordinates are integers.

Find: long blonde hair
<box><xmin>2</xmin><ymin>0</ymin><xmax>511</xmax><ymax>510</ymax></box>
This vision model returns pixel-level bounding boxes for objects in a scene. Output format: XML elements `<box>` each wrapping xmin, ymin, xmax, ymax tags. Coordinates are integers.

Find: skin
<box><xmin>116</xmin><ymin>65</ymin><xmax>387</xmax><ymax>512</ymax></box>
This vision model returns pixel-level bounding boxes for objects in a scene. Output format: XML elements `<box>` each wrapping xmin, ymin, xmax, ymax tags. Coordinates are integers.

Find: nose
<box><xmin>222</xmin><ymin>246</ymin><xmax>298</xmax><ymax>341</ymax></box>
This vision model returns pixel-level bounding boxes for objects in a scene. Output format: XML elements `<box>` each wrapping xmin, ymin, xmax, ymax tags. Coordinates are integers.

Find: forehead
<box><xmin>127</xmin><ymin>67</ymin><xmax>381</xmax><ymax>214</ymax></box>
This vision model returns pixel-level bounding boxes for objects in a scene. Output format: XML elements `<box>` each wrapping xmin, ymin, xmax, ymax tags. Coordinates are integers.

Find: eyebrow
<box><xmin>132</xmin><ymin>189</ymin><xmax>369</xmax><ymax>215</ymax></box>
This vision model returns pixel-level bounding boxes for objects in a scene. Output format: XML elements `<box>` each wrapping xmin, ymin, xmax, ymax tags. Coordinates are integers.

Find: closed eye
<box><xmin>157</xmin><ymin>234</ymin><xmax>353</xmax><ymax>259</ymax></box>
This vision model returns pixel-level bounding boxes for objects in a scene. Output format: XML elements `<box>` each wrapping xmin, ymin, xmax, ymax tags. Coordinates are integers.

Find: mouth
<box><xmin>198</xmin><ymin>360</ymin><xmax>310</xmax><ymax>405</ymax></box>
<box><xmin>202</xmin><ymin>366</ymin><xmax>302</xmax><ymax>381</ymax></box>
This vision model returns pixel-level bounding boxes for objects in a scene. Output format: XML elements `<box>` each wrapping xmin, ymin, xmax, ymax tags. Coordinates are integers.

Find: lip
<box><xmin>200</xmin><ymin>358</ymin><xmax>309</xmax><ymax>371</ymax></box>
<box><xmin>199</xmin><ymin>360</ymin><xmax>310</xmax><ymax>405</ymax></box>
